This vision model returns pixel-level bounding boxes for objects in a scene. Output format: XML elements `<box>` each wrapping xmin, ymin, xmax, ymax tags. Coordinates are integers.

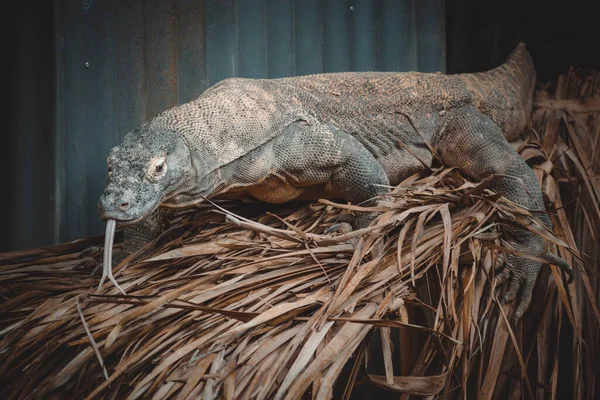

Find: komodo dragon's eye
<box><xmin>146</xmin><ymin>156</ymin><xmax>167</xmax><ymax>182</ymax></box>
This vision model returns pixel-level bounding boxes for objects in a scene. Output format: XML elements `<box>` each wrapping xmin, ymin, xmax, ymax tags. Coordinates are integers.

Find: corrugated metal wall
<box><xmin>18</xmin><ymin>0</ymin><xmax>445</xmax><ymax>249</ymax></box>
<box><xmin>205</xmin><ymin>0</ymin><xmax>445</xmax><ymax>82</ymax></box>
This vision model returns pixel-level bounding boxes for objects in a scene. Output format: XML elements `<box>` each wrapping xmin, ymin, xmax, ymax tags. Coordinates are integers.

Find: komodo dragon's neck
<box><xmin>161</xmin><ymin>149</ymin><xmax>226</xmax><ymax>208</ymax></box>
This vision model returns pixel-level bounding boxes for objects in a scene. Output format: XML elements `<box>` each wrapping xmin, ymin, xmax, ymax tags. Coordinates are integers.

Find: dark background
<box><xmin>446</xmin><ymin>0</ymin><xmax>599</xmax><ymax>80</ymax></box>
<box><xmin>3</xmin><ymin>0</ymin><xmax>599</xmax><ymax>252</ymax></box>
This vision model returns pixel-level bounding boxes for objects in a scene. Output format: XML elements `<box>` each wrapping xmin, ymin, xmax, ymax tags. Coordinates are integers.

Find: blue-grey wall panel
<box><xmin>416</xmin><ymin>0</ymin><xmax>446</xmax><ymax>72</ymax></box>
<box><xmin>237</xmin><ymin>0</ymin><xmax>267</xmax><ymax>78</ymax></box>
<box><xmin>294</xmin><ymin>0</ymin><xmax>324</xmax><ymax>76</ymax></box>
<box><xmin>84</xmin><ymin>0</ymin><xmax>119</xmax><ymax>236</ymax></box>
<box><xmin>206</xmin><ymin>0</ymin><xmax>236</xmax><ymax>85</ymax></box>
<box><xmin>323</xmin><ymin>0</ymin><xmax>350</xmax><ymax>72</ymax></box>
<box><xmin>63</xmin><ymin>0</ymin><xmax>93</xmax><ymax>240</ymax></box>
<box><xmin>146</xmin><ymin>0</ymin><xmax>179</xmax><ymax>118</ymax></box>
<box><xmin>266</xmin><ymin>0</ymin><xmax>295</xmax><ymax>77</ymax></box>
<box><xmin>62</xmin><ymin>0</ymin><xmax>120</xmax><ymax>239</ymax></box>
<box><xmin>381</xmin><ymin>0</ymin><xmax>418</xmax><ymax>71</ymax></box>
<box><xmin>46</xmin><ymin>0</ymin><xmax>445</xmax><ymax>247</ymax></box>
<box><xmin>115</xmin><ymin>0</ymin><xmax>147</xmax><ymax>139</ymax></box>
<box><xmin>349</xmin><ymin>0</ymin><xmax>380</xmax><ymax>71</ymax></box>
<box><xmin>177</xmin><ymin>0</ymin><xmax>208</xmax><ymax>103</ymax></box>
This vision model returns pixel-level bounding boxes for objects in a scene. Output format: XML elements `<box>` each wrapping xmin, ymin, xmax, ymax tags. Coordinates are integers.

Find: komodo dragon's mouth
<box><xmin>99</xmin><ymin>212</ymin><xmax>150</xmax><ymax>225</ymax></box>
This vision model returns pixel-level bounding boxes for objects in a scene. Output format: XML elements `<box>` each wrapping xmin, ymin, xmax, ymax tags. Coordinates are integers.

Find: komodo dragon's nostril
<box><xmin>119</xmin><ymin>202</ymin><xmax>130</xmax><ymax>211</ymax></box>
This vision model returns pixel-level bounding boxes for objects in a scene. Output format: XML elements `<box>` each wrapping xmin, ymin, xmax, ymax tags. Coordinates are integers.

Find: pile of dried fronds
<box><xmin>1</xmin><ymin>69</ymin><xmax>599</xmax><ymax>400</ymax></box>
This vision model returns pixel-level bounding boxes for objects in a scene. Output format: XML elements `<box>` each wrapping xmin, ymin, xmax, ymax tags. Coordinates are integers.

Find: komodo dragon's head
<box><xmin>95</xmin><ymin>77</ymin><xmax>287</xmax><ymax>293</ymax></box>
<box><xmin>98</xmin><ymin>128</ymin><xmax>201</xmax><ymax>225</ymax></box>
<box><xmin>96</xmin><ymin>122</ymin><xmax>220</xmax><ymax>293</ymax></box>
<box><xmin>97</xmin><ymin>124</ymin><xmax>213</xmax><ymax>293</ymax></box>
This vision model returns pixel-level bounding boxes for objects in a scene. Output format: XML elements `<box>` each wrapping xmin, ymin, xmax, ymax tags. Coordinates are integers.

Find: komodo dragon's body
<box><xmin>98</xmin><ymin>43</ymin><xmax>571</xmax><ymax>319</ymax></box>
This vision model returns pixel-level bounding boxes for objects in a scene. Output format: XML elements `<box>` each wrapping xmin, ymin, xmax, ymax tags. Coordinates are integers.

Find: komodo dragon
<box><xmin>98</xmin><ymin>43</ymin><xmax>572</xmax><ymax>320</ymax></box>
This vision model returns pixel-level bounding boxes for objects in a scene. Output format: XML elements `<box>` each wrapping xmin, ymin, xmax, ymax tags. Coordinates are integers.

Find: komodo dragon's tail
<box><xmin>495</xmin><ymin>42</ymin><xmax>537</xmax><ymax>126</ymax></box>
<box><xmin>462</xmin><ymin>43</ymin><xmax>537</xmax><ymax>141</ymax></box>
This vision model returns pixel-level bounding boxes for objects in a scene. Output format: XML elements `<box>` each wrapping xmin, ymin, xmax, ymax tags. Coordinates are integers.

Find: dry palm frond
<box><xmin>1</xmin><ymin>69</ymin><xmax>599</xmax><ymax>400</ymax></box>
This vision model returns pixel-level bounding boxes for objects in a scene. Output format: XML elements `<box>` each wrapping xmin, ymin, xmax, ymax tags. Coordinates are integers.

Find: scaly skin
<box><xmin>99</xmin><ymin>43</ymin><xmax>572</xmax><ymax>320</ymax></box>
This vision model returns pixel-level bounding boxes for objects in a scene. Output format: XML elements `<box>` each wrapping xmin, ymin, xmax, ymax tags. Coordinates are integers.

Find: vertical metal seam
<box><xmin>319</xmin><ymin>0</ymin><xmax>324</xmax><ymax>73</ymax></box>
<box><xmin>53</xmin><ymin>0</ymin><xmax>65</xmax><ymax>243</ymax></box>
<box><xmin>440</xmin><ymin>0</ymin><xmax>447</xmax><ymax>73</ymax></box>
<box><xmin>111</xmin><ymin>3</ymin><xmax>119</xmax><ymax>149</ymax></box>
<box><xmin>412</xmin><ymin>0</ymin><xmax>419</xmax><ymax>70</ymax></box>
<box><xmin>292</xmin><ymin>0</ymin><xmax>296</xmax><ymax>76</ymax></box>
<box><xmin>263</xmin><ymin>0</ymin><xmax>268</xmax><ymax>78</ymax></box>
<box><xmin>82</xmin><ymin>3</ymin><xmax>90</xmax><ymax>236</ymax></box>
<box><xmin>346</xmin><ymin>0</ymin><xmax>352</xmax><ymax>71</ymax></box>
<box><xmin>143</xmin><ymin>0</ymin><xmax>149</xmax><ymax>122</ymax></box>
<box><xmin>234</xmin><ymin>0</ymin><xmax>238</xmax><ymax>77</ymax></box>
<box><xmin>376</xmin><ymin>0</ymin><xmax>382</xmax><ymax>71</ymax></box>
<box><xmin>174</xmin><ymin>0</ymin><xmax>180</xmax><ymax>105</ymax></box>
<box><xmin>201</xmin><ymin>0</ymin><xmax>207</xmax><ymax>90</ymax></box>
<box><xmin>205</xmin><ymin>0</ymin><xmax>211</xmax><ymax>87</ymax></box>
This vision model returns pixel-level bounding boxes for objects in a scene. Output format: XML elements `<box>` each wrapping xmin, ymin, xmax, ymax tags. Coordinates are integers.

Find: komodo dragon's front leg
<box><xmin>433</xmin><ymin>105</ymin><xmax>573</xmax><ymax>319</ymax></box>
<box><xmin>229</xmin><ymin>120</ymin><xmax>390</xmax><ymax>230</ymax></box>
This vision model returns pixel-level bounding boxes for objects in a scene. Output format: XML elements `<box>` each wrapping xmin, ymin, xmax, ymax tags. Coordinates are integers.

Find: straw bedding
<box><xmin>1</xmin><ymin>68</ymin><xmax>599</xmax><ymax>399</ymax></box>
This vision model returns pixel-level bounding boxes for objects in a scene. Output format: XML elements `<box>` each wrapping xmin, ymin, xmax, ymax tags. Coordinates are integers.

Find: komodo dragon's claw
<box><xmin>324</xmin><ymin>213</ymin><xmax>356</xmax><ymax>235</ymax></box>
<box><xmin>324</xmin><ymin>222</ymin><xmax>354</xmax><ymax>235</ymax></box>
<box><xmin>495</xmin><ymin>250</ymin><xmax>573</xmax><ymax>323</ymax></box>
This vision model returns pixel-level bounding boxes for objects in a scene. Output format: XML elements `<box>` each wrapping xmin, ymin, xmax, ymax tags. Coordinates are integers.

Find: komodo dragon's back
<box><xmin>146</xmin><ymin>44</ymin><xmax>534</xmax><ymax>178</ymax></box>
<box><xmin>277</xmin><ymin>42</ymin><xmax>535</xmax><ymax>143</ymax></box>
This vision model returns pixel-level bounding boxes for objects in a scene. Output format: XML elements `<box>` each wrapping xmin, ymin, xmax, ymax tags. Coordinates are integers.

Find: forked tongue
<box><xmin>99</xmin><ymin>219</ymin><xmax>126</xmax><ymax>294</ymax></box>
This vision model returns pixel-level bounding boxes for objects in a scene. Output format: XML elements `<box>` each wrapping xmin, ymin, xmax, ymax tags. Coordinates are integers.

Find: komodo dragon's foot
<box><xmin>324</xmin><ymin>213</ymin><xmax>356</xmax><ymax>235</ymax></box>
<box><xmin>493</xmin><ymin>247</ymin><xmax>573</xmax><ymax>322</ymax></box>
<box><xmin>325</xmin><ymin>210</ymin><xmax>383</xmax><ymax>235</ymax></box>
